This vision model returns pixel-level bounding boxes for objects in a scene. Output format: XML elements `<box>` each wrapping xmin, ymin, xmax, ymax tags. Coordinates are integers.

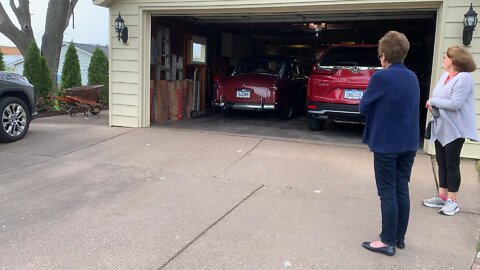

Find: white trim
<box><xmin>141</xmin><ymin>10</ymin><xmax>151</xmax><ymax>128</ymax></box>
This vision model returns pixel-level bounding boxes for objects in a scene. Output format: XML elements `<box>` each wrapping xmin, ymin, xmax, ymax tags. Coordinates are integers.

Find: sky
<box><xmin>0</xmin><ymin>0</ymin><xmax>109</xmax><ymax>46</ymax></box>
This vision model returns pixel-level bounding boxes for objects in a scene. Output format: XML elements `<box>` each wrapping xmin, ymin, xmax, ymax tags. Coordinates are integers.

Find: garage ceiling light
<box><xmin>308</xmin><ymin>22</ymin><xmax>326</xmax><ymax>37</ymax></box>
<box><xmin>463</xmin><ymin>3</ymin><xmax>477</xmax><ymax>46</ymax></box>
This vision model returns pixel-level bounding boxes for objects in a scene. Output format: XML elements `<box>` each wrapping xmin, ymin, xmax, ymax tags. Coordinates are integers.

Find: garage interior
<box><xmin>149</xmin><ymin>9</ymin><xmax>436</xmax><ymax>138</ymax></box>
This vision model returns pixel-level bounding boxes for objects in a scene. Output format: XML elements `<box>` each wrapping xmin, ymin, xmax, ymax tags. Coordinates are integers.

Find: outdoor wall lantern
<box><xmin>462</xmin><ymin>3</ymin><xmax>477</xmax><ymax>46</ymax></box>
<box><xmin>115</xmin><ymin>12</ymin><xmax>129</xmax><ymax>44</ymax></box>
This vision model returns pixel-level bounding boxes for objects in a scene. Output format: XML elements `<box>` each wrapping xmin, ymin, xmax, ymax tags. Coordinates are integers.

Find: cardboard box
<box><xmin>151</xmin><ymin>80</ymin><xmax>169</xmax><ymax>123</ymax></box>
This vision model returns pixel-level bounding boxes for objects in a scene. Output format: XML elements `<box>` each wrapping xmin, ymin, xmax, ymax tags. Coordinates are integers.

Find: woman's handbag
<box><xmin>424</xmin><ymin>106</ymin><xmax>439</xmax><ymax>140</ymax></box>
<box><xmin>424</xmin><ymin>121</ymin><xmax>432</xmax><ymax>139</ymax></box>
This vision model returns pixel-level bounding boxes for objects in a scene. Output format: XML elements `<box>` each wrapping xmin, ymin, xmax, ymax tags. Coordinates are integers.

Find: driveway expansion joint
<box><xmin>157</xmin><ymin>184</ymin><xmax>265</xmax><ymax>270</ymax></box>
<box><xmin>216</xmin><ymin>138</ymin><xmax>264</xmax><ymax>175</ymax></box>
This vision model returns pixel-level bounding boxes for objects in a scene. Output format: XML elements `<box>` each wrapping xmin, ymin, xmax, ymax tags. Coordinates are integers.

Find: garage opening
<box><xmin>148</xmin><ymin>10</ymin><xmax>436</xmax><ymax>138</ymax></box>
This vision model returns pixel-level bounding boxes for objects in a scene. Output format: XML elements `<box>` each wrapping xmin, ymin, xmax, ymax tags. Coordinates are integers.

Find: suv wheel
<box><xmin>0</xmin><ymin>97</ymin><xmax>31</xmax><ymax>143</ymax></box>
<box><xmin>307</xmin><ymin>114</ymin><xmax>325</xmax><ymax>131</ymax></box>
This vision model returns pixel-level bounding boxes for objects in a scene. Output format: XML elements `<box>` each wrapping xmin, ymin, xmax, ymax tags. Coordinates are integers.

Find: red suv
<box><xmin>306</xmin><ymin>45</ymin><xmax>381</xmax><ymax>130</ymax></box>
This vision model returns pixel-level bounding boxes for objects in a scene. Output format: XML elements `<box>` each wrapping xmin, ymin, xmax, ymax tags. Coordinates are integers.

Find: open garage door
<box><xmin>149</xmin><ymin>9</ymin><xmax>436</xmax><ymax>140</ymax></box>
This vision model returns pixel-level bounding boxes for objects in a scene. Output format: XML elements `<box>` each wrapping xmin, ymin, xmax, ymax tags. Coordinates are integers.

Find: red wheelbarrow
<box><xmin>57</xmin><ymin>95</ymin><xmax>102</xmax><ymax>118</ymax></box>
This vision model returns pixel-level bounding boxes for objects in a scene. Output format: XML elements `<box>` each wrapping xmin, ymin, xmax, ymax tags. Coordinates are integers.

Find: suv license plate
<box><xmin>344</xmin><ymin>89</ymin><xmax>363</xmax><ymax>100</ymax></box>
<box><xmin>236</xmin><ymin>90</ymin><xmax>251</xmax><ymax>98</ymax></box>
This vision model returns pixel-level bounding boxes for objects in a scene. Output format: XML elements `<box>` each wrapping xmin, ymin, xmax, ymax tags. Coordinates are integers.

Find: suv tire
<box><xmin>0</xmin><ymin>97</ymin><xmax>31</xmax><ymax>143</ymax></box>
<box><xmin>307</xmin><ymin>114</ymin><xmax>325</xmax><ymax>131</ymax></box>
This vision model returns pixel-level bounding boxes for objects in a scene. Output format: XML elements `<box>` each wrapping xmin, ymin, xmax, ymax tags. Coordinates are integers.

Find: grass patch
<box><xmin>477</xmin><ymin>239</ymin><xmax>480</xmax><ymax>252</ymax></box>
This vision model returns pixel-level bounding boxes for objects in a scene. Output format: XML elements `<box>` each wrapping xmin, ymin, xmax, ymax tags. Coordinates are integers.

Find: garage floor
<box><xmin>155</xmin><ymin>111</ymin><xmax>367</xmax><ymax>148</ymax></box>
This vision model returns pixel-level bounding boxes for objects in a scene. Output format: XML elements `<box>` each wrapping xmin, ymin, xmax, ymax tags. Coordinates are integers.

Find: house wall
<box><xmin>102</xmin><ymin>0</ymin><xmax>480</xmax><ymax>158</ymax></box>
<box><xmin>13</xmin><ymin>62</ymin><xmax>23</xmax><ymax>75</ymax></box>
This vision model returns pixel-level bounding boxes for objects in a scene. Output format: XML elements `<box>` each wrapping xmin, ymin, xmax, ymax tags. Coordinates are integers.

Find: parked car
<box><xmin>212</xmin><ymin>55</ymin><xmax>307</xmax><ymax>119</ymax></box>
<box><xmin>0</xmin><ymin>72</ymin><xmax>36</xmax><ymax>142</ymax></box>
<box><xmin>306</xmin><ymin>45</ymin><xmax>381</xmax><ymax>130</ymax></box>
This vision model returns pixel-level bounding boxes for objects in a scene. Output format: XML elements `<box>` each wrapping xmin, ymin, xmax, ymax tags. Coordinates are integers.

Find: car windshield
<box><xmin>234</xmin><ymin>60</ymin><xmax>283</xmax><ymax>75</ymax></box>
<box><xmin>320</xmin><ymin>47</ymin><xmax>380</xmax><ymax>67</ymax></box>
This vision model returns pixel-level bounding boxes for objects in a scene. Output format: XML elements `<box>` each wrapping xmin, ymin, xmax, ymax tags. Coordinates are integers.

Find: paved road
<box><xmin>0</xmin><ymin>114</ymin><xmax>478</xmax><ymax>269</ymax></box>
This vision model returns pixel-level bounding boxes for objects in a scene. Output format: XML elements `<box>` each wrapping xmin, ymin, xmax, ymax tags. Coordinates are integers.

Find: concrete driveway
<box><xmin>0</xmin><ymin>114</ymin><xmax>479</xmax><ymax>269</ymax></box>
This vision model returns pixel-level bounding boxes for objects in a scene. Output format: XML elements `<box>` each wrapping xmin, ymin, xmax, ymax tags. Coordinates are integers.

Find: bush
<box><xmin>61</xmin><ymin>43</ymin><xmax>82</xmax><ymax>89</ymax></box>
<box><xmin>88</xmin><ymin>47</ymin><xmax>109</xmax><ymax>104</ymax></box>
<box><xmin>23</xmin><ymin>42</ymin><xmax>53</xmax><ymax>110</ymax></box>
<box><xmin>0</xmin><ymin>52</ymin><xmax>5</xmax><ymax>71</ymax></box>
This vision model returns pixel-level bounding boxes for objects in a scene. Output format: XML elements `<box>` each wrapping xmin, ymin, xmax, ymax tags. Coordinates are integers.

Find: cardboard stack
<box><xmin>151</xmin><ymin>80</ymin><xmax>194</xmax><ymax>123</ymax></box>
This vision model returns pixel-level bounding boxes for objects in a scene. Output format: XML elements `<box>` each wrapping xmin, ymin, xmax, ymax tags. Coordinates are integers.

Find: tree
<box><xmin>0</xmin><ymin>0</ymin><xmax>78</xmax><ymax>87</ymax></box>
<box><xmin>61</xmin><ymin>43</ymin><xmax>81</xmax><ymax>89</ymax></box>
<box><xmin>0</xmin><ymin>51</ymin><xmax>5</xmax><ymax>71</ymax></box>
<box><xmin>23</xmin><ymin>42</ymin><xmax>53</xmax><ymax>107</ymax></box>
<box><xmin>88</xmin><ymin>47</ymin><xmax>109</xmax><ymax>104</ymax></box>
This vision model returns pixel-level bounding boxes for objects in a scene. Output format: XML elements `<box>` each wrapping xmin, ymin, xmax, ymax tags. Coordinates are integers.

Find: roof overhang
<box><xmin>92</xmin><ymin>0</ymin><xmax>113</xmax><ymax>7</ymax></box>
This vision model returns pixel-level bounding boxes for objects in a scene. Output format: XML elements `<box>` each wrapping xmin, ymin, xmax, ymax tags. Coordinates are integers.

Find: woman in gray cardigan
<box><xmin>423</xmin><ymin>45</ymin><xmax>478</xmax><ymax>216</ymax></box>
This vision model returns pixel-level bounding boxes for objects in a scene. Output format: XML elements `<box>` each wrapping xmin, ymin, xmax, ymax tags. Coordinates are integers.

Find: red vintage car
<box><xmin>306</xmin><ymin>45</ymin><xmax>381</xmax><ymax>130</ymax></box>
<box><xmin>212</xmin><ymin>55</ymin><xmax>308</xmax><ymax>119</ymax></box>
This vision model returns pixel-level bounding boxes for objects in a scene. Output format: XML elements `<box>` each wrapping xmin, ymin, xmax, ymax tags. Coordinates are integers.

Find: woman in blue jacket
<box><xmin>360</xmin><ymin>31</ymin><xmax>420</xmax><ymax>256</ymax></box>
<box><xmin>422</xmin><ymin>46</ymin><xmax>478</xmax><ymax>216</ymax></box>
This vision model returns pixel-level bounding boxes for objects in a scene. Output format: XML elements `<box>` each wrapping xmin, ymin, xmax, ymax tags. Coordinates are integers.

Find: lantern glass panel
<box><xmin>115</xmin><ymin>16</ymin><xmax>124</xmax><ymax>31</ymax></box>
<box><xmin>466</xmin><ymin>16</ymin><xmax>475</xmax><ymax>27</ymax></box>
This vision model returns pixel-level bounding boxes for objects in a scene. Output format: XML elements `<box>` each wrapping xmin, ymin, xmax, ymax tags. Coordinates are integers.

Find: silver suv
<box><xmin>0</xmin><ymin>72</ymin><xmax>36</xmax><ymax>142</ymax></box>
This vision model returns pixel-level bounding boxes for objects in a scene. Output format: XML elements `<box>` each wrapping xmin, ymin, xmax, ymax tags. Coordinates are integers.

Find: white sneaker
<box><xmin>439</xmin><ymin>199</ymin><xmax>459</xmax><ymax>216</ymax></box>
<box><xmin>422</xmin><ymin>195</ymin><xmax>445</xmax><ymax>208</ymax></box>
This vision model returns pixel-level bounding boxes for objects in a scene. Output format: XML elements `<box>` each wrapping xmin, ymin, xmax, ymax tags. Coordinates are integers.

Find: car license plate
<box><xmin>236</xmin><ymin>89</ymin><xmax>251</xmax><ymax>98</ymax></box>
<box><xmin>344</xmin><ymin>89</ymin><xmax>363</xmax><ymax>100</ymax></box>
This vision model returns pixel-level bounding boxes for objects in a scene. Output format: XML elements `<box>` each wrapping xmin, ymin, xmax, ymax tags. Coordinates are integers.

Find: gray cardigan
<box><xmin>429</xmin><ymin>72</ymin><xmax>479</xmax><ymax>146</ymax></box>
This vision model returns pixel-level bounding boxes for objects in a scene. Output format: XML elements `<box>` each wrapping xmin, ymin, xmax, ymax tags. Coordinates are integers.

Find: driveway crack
<box><xmin>216</xmin><ymin>138</ymin><xmax>264</xmax><ymax>176</ymax></box>
<box><xmin>158</xmin><ymin>184</ymin><xmax>264</xmax><ymax>270</ymax></box>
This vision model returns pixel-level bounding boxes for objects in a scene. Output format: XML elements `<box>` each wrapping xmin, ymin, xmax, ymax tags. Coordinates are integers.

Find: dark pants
<box><xmin>435</xmin><ymin>138</ymin><xmax>465</xmax><ymax>192</ymax></box>
<box><xmin>374</xmin><ymin>151</ymin><xmax>416</xmax><ymax>246</ymax></box>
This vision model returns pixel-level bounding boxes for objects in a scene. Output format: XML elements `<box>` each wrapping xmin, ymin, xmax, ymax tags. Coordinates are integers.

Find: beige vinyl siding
<box><xmin>110</xmin><ymin>115</ymin><xmax>139</xmax><ymax>127</ymax></box>
<box><xmin>112</xmin><ymin>93</ymin><xmax>138</xmax><ymax>106</ymax></box>
<box><xmin>109</xmin><ymin>6</ymin><xmax>141</xmax><ymax>127</ymax></box>
<box><xmin>101</xmin><ymin>0</ymin><xmax>480</xmax><ymax>158</ymax></box>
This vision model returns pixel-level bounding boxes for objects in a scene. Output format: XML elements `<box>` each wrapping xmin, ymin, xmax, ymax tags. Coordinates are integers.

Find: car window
<box><xmin>234</xmin><ymin>60</ymin><xmax>283</xmax><ymax>75</ymax></box>
<box><xmin>320</xmin><ymin>47</ymin><xmax>380</xmax><ymax>67</ymax></box>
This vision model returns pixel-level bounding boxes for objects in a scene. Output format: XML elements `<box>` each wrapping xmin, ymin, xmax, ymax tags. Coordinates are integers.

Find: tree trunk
<box><xmin>41</xmin><ymin>0</ymin><xmax>78</xmax><ymax>89</ymax></box>
<box><xmin>0</xmin><ymin>0</ymin><xmax>78</xmax><ymax>90</ymax></box>
<box><xmin>0</xmin><ymin>0</ymin><xmax>35</xmax><ymax>57</ymax></box>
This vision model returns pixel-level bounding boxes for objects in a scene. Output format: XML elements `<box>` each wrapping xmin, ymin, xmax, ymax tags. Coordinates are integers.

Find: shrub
<box><xmin>0</xmin><ymin>52</ymin><xmax>5</xmax><ymax>71</ymax></box>
<box><xmin>88</xmin><ymin>47</ymin><xmax>109</xmax><ymax>104</ymax></box>
<box><xmin>23</xmin><ymin>42</ymin><xmax>53</xmax><ymax>110</ymax></box>
<box><xmin>61</xmin><ymin>43</ymin><xmax>82</xmax><ymax>89</ymax></box>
